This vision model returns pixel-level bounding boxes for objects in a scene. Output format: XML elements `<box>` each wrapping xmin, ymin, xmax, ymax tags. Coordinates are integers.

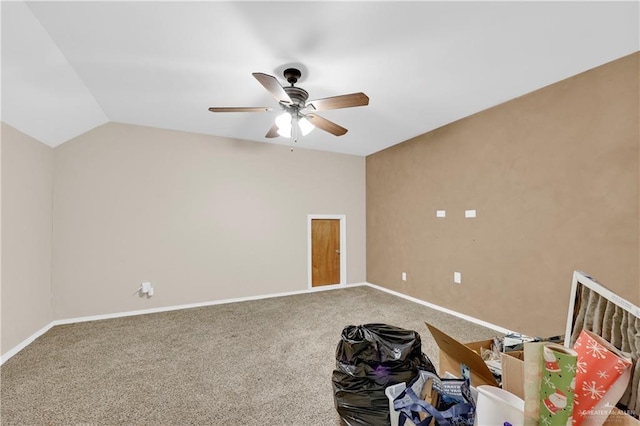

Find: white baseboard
<box><xmin>53</xmin><ymin>282</ymin><xmax>367</xmax><ymax>326</ymax></box>
<box><xmin>0</xmin><ymin>322</ymin><xmax>55</xmax><ymax>365</ymax></box>
<box><xmin>364</xmin><ymin>282</ymin><xmax>514</xmax><ymax>335</ymax></box>
<box><xmin>1</xmin><ymin>281</ymin><xmax>507</xmax><ymax>365</ymax></box>
<box><xmin>0</xmin><ymin>282</ymin><xmax>367</xmax><ymax>365</ymax></box>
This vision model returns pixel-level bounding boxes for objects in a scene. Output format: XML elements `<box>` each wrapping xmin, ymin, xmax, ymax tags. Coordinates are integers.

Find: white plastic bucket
<box><xmin>475</xmin><ymin>385</ymin><xmax>524</xmax><ymax>426</ymax></box>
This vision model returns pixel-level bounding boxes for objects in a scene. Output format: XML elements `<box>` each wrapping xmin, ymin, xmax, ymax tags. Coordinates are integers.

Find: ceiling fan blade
<box><xmin>208</xmin><ymin>107</ymin><xmax>274</xmax><ymax>113</ymax></box>
<box><xmin>306</xmin><ymin>114</ymin><xmax>348</xmax><ymax>136</ymax></box>
<box><xmin>252</xmin><ymin>73</ymin><xmax>292</xmax><ymax>104</ymax></box>
<box><xmin>265</xmin><ymin>124</ymin><xmax>279</xmax><ymax>138</ymax></box>
<box><xmin>307</xmin><ymin>92</ymin><xmax>369</xmax><ymax>111</ymax></box>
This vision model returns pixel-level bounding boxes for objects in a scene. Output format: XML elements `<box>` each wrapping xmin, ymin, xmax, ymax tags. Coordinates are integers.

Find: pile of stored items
<box><xmin>331</xmin><ymin>271</ymin><xmax>639</xmax><ymax>426</ymax></box>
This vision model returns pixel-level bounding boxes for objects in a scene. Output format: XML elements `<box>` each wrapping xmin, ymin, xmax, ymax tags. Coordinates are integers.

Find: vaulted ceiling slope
<box><xmin>2</xmin><ymin>1</ymin><xmax>638</xmax><ymax>156</ymax></box>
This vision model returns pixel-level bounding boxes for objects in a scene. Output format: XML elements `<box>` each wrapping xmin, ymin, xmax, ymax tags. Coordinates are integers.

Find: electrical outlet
<box><xmin>453</xmin><ymin>272</ymin><xmax>462</xmax><ymax>284</ymax></box>
<box><xmin>402</xmin><ymin>272</ymin><xmax>407</xmax><ymax>281</ymax></box>
<box><xmin>141</xmin><ymin>282</ymin><xmax>151</xmax><ymax>293</ymax></box>
<box><xmin>436</xmin><ymin>210</ymin><xmax>446</xmax><ymax>218</ymax></box>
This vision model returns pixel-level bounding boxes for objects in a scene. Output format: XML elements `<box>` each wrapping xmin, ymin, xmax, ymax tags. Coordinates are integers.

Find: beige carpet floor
<box><xmin>1</xmin><ymin>285</ymin><xmax>500</xmax><ymax>425</ymax></box>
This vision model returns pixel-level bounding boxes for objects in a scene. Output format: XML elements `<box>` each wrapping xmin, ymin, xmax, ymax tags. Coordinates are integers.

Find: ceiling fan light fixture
<box><xmin>277</xmin><ymin>127</ymin><xmax>291</xmax><ymax>138</ymax></box>
<box><xmin>275</xmin><ymin>112</ymin><xmax>292</xmax><ymax>137</ymax></box>
<box><xmin>298</xmin><ymin>117</ymin><xmax>314</xmax><ymax>136</ymax></box>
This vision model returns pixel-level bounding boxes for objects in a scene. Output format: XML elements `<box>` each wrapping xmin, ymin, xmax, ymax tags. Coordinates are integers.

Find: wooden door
<box><xmin>311</xmin><ymin>219</ymin><xmax>340</xmax><ymax>286</ymax></box>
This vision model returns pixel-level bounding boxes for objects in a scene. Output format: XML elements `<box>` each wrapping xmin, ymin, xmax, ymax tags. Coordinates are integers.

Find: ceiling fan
<box><xmin>208</xmin><ymin>68</ymin><xmax>369</xmax><ymax>139</ymax></box>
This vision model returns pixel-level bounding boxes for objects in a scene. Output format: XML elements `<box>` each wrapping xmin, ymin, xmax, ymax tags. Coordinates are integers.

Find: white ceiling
<box><xmin>2</xmin><ymin>1</ymin><xmax>638</xmax><ymax>156</ymax></box>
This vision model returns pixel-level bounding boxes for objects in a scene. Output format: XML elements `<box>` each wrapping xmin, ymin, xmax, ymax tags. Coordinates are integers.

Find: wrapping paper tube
<box><xmin>523</xmin><ymin>342</ymin><xmax>578</xmax><ymax>426</ymax></box>
<box><xmin>524</xmin><ymin>343</ymin><xmax>544</xmax><ymax>426</ymax></box>
<box><xmin>572</xmin><ymin>329</ymin><xmax>633</xmax><ymax>426</ymax></box>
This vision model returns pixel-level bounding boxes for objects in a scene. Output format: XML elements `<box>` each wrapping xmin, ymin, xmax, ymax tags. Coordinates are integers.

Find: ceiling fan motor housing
<box><xmin>283</xmin><ymin>86</ymin><xmax>309</xmax><ymax>108</ymax></box>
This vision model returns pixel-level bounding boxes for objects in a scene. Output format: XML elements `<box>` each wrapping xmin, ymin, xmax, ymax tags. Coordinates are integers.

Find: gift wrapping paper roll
<box><xmin>523</xmin><ymin>342</ymin><xmax>578</xmax><ymax>426</ymax></box>
<box><xmin>523</xmin><ymin>343</ymin><xmax>544</xmax><ymax>426</ymax></box>
<box><xmin>572</xmin><ymin>329</ymin><xmax>633</xmax><ymax>426</ymax></box>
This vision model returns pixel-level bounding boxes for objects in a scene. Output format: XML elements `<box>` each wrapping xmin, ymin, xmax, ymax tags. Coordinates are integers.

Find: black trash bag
<box><xmin>332</xmin><ymin>323</ymin><xmax>437</xmax><ymax>426</ymax></box>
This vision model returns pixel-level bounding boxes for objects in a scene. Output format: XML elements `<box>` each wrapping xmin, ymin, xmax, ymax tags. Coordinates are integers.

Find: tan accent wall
<box><xmin>1</xmin><ymin>123</ymin><xmax>54</xmax><ymax>355</ymax></box>
<box><xmin>366</xmin><ymin>53</ymin><xmax>639</xmax><ymax>337</ymax></box>
<box><xmin>52</xmin><ymin>123</ymin><xmax>366</xmax><ymax>319</ymax></box>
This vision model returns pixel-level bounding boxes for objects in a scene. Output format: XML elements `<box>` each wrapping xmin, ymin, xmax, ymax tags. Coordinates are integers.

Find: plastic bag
<box><xmin>393</xmin><ymin>370</ymin><xmax>475</xmax><ymax>426</ymax></box>
<box><xmin>332</xmin><ymin>323</ymin><xmax>437</xmax><ymax>426</ymax></box>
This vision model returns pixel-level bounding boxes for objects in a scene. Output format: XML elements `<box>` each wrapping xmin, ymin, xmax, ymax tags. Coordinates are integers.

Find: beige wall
<box><xmin>1</xmin><ymin>123</ymin><xmax>54</xmax><ymax>355</ymax></box>
<box><xmin>52</xmin><ymin>123</ymin><xmax>366</xmax><ymax>319</ymax></box>
<box><xmin>367</xmin><ymin>53</ymin><xmax>639</xmax><ymax>337</ymax></box>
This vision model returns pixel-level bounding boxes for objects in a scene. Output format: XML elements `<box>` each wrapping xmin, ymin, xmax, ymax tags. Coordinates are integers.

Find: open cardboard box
<box><xmin>425</xmin><ymin>322</ymin><xmax>499</xmax><ymax>388</ymax></box>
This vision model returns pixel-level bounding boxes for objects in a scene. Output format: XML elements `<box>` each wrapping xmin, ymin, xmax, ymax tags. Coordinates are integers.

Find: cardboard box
<box><xmin>425</xmin><ymin>322</ymin><xmax>499</xmax><ymax>388</ymax></box>
<box><xmin>500</xmin><ymin>350</ymin><xmax>524</xmax><ymax>399</ymax></box>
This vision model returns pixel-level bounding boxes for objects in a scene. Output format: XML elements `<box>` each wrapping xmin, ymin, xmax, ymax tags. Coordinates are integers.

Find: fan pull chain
<box><xmin>291</xmin><ymin>117</ymin><xmax>299</xmax><ymax>152</ymax></box>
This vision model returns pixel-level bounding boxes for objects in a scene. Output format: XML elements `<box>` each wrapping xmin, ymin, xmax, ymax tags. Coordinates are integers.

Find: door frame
<box><xmin>308</xmin><ymin>214</ymin><xmax>347</xmax><ymax>289</ymax></box>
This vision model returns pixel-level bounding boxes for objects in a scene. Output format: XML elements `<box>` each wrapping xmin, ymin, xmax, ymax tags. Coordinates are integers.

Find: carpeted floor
<box><xmin>0</xmin><ymin>285</ymin><xmax>500</xmax><ymax>425</ymax></box>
